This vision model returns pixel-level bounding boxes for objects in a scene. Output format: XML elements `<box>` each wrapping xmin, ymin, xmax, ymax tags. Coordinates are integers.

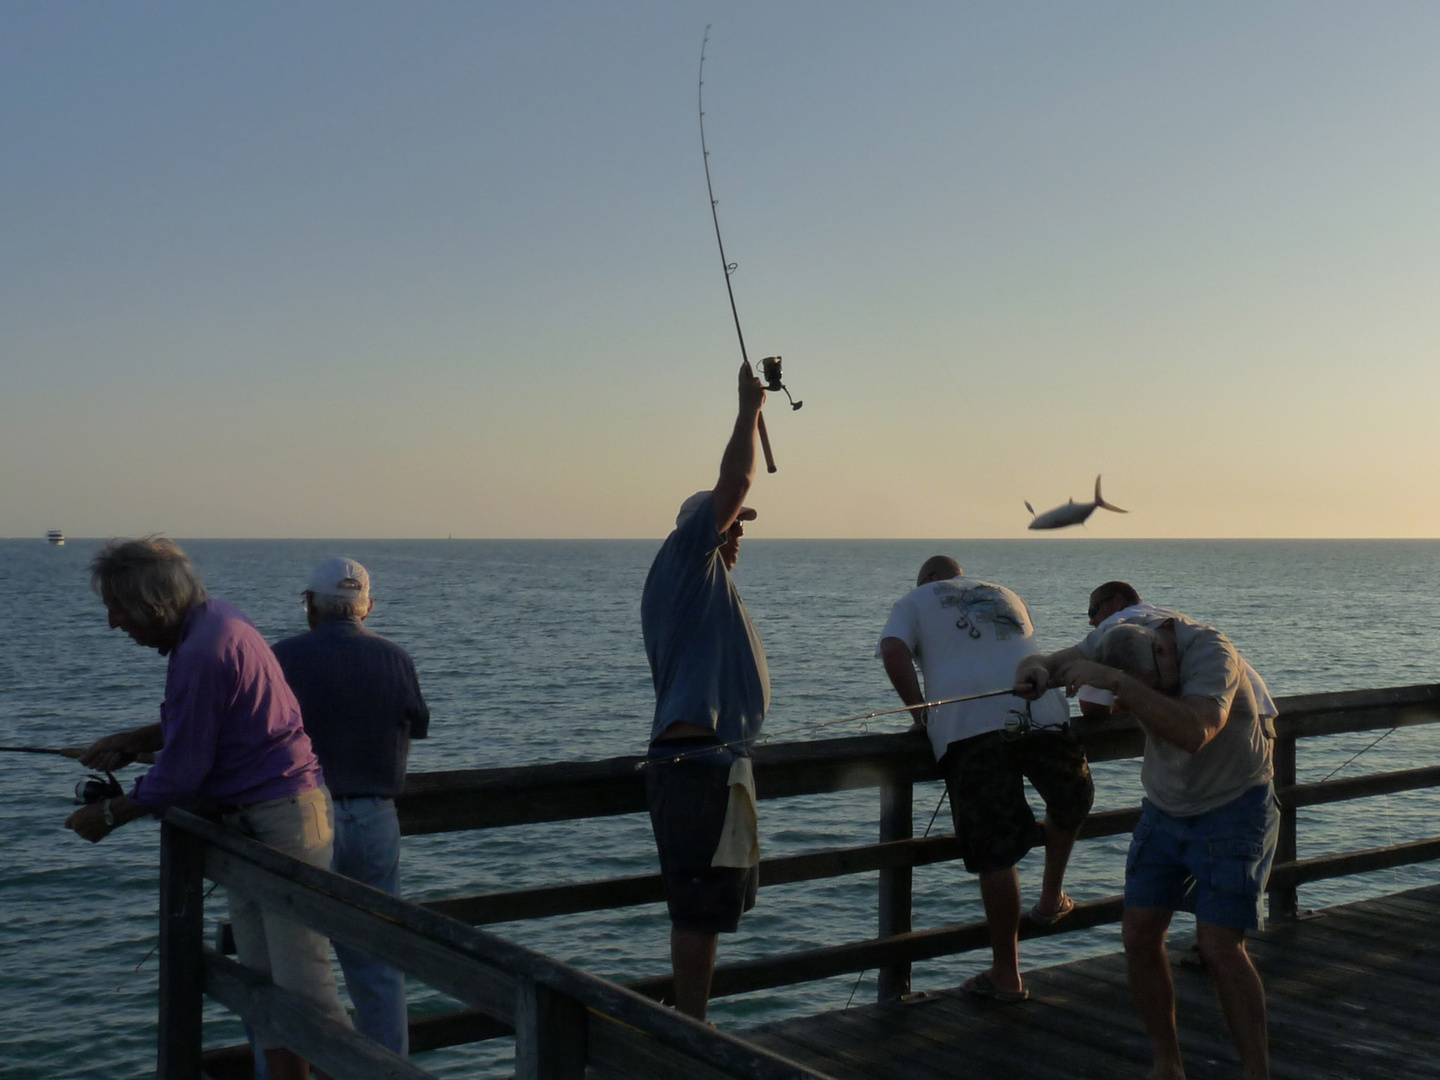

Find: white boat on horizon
<box><xmin>46</xmin><ymin>530</ymin><xmax>64</xmax><ymax>546</ymax></box>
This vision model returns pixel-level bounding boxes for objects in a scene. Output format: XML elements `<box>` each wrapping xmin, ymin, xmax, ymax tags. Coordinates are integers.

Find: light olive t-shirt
<box><xmin>1080</xmin><ymin>608</ymin><xmax>1273</xmax><ymax>816</ymax></box>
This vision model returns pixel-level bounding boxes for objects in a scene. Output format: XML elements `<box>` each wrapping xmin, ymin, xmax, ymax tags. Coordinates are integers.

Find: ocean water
<box><xmin>3</xmin><ymin>538</ymin><xmax>1440</xmax><ymax>1078</ymax></box>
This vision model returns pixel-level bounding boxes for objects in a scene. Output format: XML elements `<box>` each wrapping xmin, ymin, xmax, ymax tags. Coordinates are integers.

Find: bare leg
<box><xmin>1122</xmin><ymin>907</ymin><xmax>1185</xmax><ymax>1080</ymax></box>
<box><xmin>976</xmin><ymin>867</ymin><xmax>1023</xmax><ymax>994</ymax></box>
<box><xmin>1196</xmin><ymin>922</ymin><xmax>1269</xmax><ymax>1080</ymax></box>
<box><xmin>670</xmin><ymin>927</ymin><xmax>719</xmax><ymax>1020</ymax></box>
<box><xmin>1036</xmin><ymin>815</ymin><xmax>1081</xmax><ymax>914</ymax></box>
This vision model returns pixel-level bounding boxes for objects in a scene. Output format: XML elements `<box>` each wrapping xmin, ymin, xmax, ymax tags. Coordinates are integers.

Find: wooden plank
<box><xmin>514</xmin><ymin>977</ymin><xmax>587</xmax><ymax>1080</ymax></box>
<box><xmin>629</xmin><ymin>895</ymin><xmax>1125</xmax><ymax>1002</ymax></box>
<box><xmin>176</xmin><ymin>810</ymin><xmax>831</xmax><ymax>1080</ymax></box>
<box><xmin>204</xmin><ymin>845</ymin><xmax>519</xmax><ymax>1022</ymax></box>
<box><xmin>1280</xmin><ymin>764</ymin><xmax>1440</xmax><ymax>808</ymax></box>
<box><xmin>876</xmin><ymin>774</ymin><xmax>913</xmax><ymax>1001</ymax></box>
<box><xmin>1270</xmin><ymin>734</ymin><xmax>1299</xmax><ymax>918</ymax></box>
<box><xmin>1266</xmin><ymin>835</ymin><xmax>1440</xmax><ymax>892</ymax></box>
<box><xmin>585</xmin><ymin>1012</ymin><xmax>837</xmax><ymax>1080</ymax></box>
<box><xmin>158</xmin><ymin>821</ymin><xmax>206</xmax><ymax>1080</ymax></box>
<box><xmin>203</xmin><ymin>950</ymin><xmax>436</xmax><ymax>1080</ymax></box>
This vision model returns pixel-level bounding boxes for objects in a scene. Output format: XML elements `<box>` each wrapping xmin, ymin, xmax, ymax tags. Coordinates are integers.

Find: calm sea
<box><xmin>3</xmin><ymin>538</ymin><xmax>1440</xmax><ymax>1078</ymax></box>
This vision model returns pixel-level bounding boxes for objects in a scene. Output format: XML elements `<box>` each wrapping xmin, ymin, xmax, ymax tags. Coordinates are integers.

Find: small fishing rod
<box><xmin>1</xmin><ymin>745</ymin><xmax>155</xmax><ymax>805</ymax></box>
<box><xmin>699</xmin><ymin>26</ymin><xmax>802</xmax><ymax>475</ymax></box>
<box><xmin>0</xmin><ymin>744</ymin><xmax>155</xmax><ymax>764</ymax></box>
<box><xmin>637</xmin><ymin>687</ymin><xmax>1018</xmax><ymax>769</ymax></box>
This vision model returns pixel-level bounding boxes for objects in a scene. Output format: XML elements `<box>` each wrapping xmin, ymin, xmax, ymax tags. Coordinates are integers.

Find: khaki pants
<box><xmin>224</xmin><ymin>787</ymin><xmax>351</xmax><ymax>1049</ymax></box>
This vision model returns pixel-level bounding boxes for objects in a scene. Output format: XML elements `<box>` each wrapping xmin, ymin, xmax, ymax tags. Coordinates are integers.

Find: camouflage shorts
<box><xmin>940</xmin><ymin>729</ymin><xmax>1094</xmax><ymax>874</ymax></box>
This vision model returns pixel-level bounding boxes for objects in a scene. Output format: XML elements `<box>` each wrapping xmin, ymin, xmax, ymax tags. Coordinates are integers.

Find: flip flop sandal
<box><xmin>1028</xmin><ymin>893</ymin><xmax>1075</xmax><ymax>927</ymax></box>
<box><xmin>961</xmin><ymin>972</ymin><xmax>1030</xmax><ymax>1003</ymax></box>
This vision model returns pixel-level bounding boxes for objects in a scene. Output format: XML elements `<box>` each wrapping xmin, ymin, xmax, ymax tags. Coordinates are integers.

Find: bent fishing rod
<box><xmin>637</xmin><ymin>687</ymin><xmax>1017</xmax><ymax>768</ymax></box>
<box><xmin>699</xmin><ymin>26</ymin><xmax>802</xmax><ymax>474</ymax></box>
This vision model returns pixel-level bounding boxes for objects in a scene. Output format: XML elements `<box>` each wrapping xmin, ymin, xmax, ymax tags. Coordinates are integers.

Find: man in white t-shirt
<box><xmin>1014</xmin><ymin>609</ymin><xmax>1278</xmax><ymax>1080</ymax></box>
<box><xmin>878</xmin><ymin>556</ymin><xmax>1093</xmax><ymax>1003</ymax></box>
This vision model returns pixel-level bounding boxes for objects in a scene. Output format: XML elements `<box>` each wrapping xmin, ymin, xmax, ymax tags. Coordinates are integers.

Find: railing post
<box><xmin>515</xmin><ymin>977</ymin><xmax>588</xmax><ymax>1079</ymax></box>
<box><xmin>1269</xmin><ymin>733</ymin><xmax>1299</xmax><ymax>920</ymax></box>
<box><xmin>157</xmin><ymin>818</ymin><xmax>207</xmax><ymax>1080</ymax></box>
<box><xmin>877</xmin><ymin>772</ymin><xmax>913</xmax><ymax>1001</ymax></box>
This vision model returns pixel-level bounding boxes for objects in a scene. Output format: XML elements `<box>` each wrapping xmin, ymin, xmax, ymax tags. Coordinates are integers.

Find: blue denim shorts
<box><xmin>1124</xmin><ymin>782</ymin><xmax>1280</xmax><ymax>931</ymax></box>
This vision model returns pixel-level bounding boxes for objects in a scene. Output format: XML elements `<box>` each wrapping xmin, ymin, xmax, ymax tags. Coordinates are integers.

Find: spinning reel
<box><xmin>759</xmin><ymin>356</ymin><xmax>802</xmax><ymax>410</ymax></box>
<box><xmin>75</xmin><ymin>771</ymin><xmax>123</xmax><ymax>806</ymax></box>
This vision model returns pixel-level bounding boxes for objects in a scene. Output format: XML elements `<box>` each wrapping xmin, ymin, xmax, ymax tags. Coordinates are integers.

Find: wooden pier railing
<box><xmin>179</xmin><ymin>682</ymin><xmax>1440</xmax><ymax>1078</ymax></box>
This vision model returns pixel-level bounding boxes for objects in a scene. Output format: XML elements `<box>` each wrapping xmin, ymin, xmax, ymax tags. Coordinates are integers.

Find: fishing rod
<box><xmin>637</xmin><ymin>687</ymin><xmax>1019</xmax><ymax>769</ymax></box>
<box><xmin>1</xmin><ymin>745</ymin><xmax>155</xmax><ymax>805</ymax></box>
<box><xmin>1</xmin><ymin>745</ymin><xmax>155</xmax><ymax>764</ymax></box>
<box><xmin>699</xmin><ymin>26</ymin><xmax>802</xmax><ymax>475</ymax></box>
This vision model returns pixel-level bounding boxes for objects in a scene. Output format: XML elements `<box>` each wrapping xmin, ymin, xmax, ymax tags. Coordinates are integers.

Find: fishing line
<box><xmin>1317</xmin><ymin>726</ymin><xmax>1398</xmax><ymax>783</ymax></box>
<box><xmin>637</xmin><ymin>688</ymin><xmax>1018</xmax><ymax>769</ymax></box>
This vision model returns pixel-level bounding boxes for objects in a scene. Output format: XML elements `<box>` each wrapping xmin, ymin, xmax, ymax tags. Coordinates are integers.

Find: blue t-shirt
<box><xmin>641</xmin><ymin>493</ymin><xmax>769</xmax><ymax>751</ymax></box>
<box><xmin>272</xmin><ymin>616</ymin><xmax>429</xmax><ymax>798</ymax></box>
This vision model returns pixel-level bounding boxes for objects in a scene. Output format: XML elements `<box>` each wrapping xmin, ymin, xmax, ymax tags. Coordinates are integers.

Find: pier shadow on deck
<box><xmin>743</xmin><ymin>883</ymin><xmax>1440</xmax><ymax>1080</ymax></box>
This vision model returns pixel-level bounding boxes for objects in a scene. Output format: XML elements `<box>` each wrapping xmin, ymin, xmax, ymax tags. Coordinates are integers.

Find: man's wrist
<box><xmin>101</xmin><ymin>799</ymin><xmax>116</xmax><ymax>827</ymax></box>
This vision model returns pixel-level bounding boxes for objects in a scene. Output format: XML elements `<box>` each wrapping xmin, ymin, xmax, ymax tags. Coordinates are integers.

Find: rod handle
<box><xmin>757</xmin><ymin>412</ymin><xmax>777</xmax><ymax>474</ymax></box>
<box><xmin>60</xmin><ymin>747</ymin><xmax>158</xmax><ymax>765</ymax></box>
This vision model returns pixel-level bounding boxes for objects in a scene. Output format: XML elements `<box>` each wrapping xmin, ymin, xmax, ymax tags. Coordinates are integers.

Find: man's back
<box><xmin>882</xmin><ymin>575</ymin><xmax>1068</xmax><ymax>756</ymax></box>
<box><xmin>273</xmin><ymin>617</ymin><xmax>429</xmax><ymax>798</ymax></box>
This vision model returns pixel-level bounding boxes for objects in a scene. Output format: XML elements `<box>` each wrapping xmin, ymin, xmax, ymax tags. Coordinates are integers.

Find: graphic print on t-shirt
<box><xmin>934</xmin><ymin>583</ymin><xmax>1031</xmax><ymax>641</ymax></box>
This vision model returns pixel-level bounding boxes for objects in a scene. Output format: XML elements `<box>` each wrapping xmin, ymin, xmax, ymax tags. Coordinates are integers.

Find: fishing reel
<box><xmin>75</xmin><ymin>771</ymin><xmax>123</xmax><ymax>806</ymax></box>
<box><xmin>759</xmin><ymin>357</ymin><xmax>802</xmax><ymax>410</ymax></box>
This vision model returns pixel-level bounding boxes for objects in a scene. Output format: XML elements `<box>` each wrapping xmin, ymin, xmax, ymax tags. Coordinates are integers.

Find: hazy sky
<box><xmin>4</xmin><ymin>3</ymin><xmax>1439</xmax><ymax>538</ymax></box>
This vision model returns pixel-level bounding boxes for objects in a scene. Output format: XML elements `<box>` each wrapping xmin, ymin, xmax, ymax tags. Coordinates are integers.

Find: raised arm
<box><xmin>711</xmin><ymin>361</ymin><xmax>766</xmax><ymax>534</ymax></box>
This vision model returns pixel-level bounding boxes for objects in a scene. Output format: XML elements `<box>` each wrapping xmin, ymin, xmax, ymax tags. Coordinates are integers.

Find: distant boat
<box><xmin>46</xmin><ymin>530</ymin><xmax>64</xmax><ymax>546</ymax></box>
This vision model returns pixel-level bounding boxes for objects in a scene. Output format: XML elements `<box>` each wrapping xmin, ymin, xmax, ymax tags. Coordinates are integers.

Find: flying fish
<box><xmin>1024</xmin><ymin>475</ymin><xmax>1128</xmax><ymax>530</ymax></box>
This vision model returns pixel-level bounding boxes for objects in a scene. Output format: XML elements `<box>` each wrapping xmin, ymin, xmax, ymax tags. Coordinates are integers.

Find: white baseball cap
<box><xmin>675</xmin><ymin>490</ymin><xmax>756</xmax><ymax>530</ymax></box>
<box><xmin>306</xmin><ymin>556</ymin><xmax>370</xmax><ymax>599</ymax></box>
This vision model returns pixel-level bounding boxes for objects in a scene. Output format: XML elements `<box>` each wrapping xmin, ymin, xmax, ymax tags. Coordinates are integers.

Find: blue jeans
<box><xmin>1124</xmin><ymin>782</ymin><xmax>1280</xmax><ymax>931</ymax></box>
<box><xmin>332</xmin><ymin>796</ymin><xmax>409</xmax><ymax>1057</ymax></box>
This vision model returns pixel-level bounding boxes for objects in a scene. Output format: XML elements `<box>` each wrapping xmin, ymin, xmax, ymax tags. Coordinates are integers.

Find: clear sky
<box><xmin>3</xmin><ymin>2</ymin><xmax>1439</xmax><ymax>539</ymax></box>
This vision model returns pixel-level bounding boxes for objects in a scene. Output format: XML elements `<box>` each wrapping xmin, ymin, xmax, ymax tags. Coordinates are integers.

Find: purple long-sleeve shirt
<box><xmin>129</xmin><ymin>599</ymin><xmax>323</xmax><ymax>810</ymax></box>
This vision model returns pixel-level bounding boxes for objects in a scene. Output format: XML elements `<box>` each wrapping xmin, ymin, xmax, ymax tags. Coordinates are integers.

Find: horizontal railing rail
<box><xmin>165</xmin><ymin>810</ymin><xmax>835</xmax><ymax>1080</ymax></box>
<box><xmin>190</xmin><ymin>682</ymin><xmax>1440</xmax><ymax>1076</ymax></box>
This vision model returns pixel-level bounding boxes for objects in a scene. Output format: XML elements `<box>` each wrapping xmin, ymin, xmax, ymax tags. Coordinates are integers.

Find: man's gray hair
<box><xmin>1094</xmin><ymin>622</ymin><xmax>1160</xmax><ymax>683</ymax></box>
<box><xmin>91</xmin><ymin>537</ymin><xmax>207</xmax><ymax>630</ymax></box>
<box><xmin>309</xmin><ymin>592</ymin><xmax>369</xmax><ymax>620</ymax></box>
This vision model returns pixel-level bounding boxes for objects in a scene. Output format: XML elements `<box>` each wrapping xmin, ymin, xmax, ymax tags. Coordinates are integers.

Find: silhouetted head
<box><xmin>1094</xmin><ymin>619</ymin><xmax>1180</xmax><ymax>694</ymax></box>
<box><xmin>91</xmin><ymin>537</ymin><xmax>207</xmax><ymax>652</ymax></box>
<box><xmin>1088</xmin><ymin>580</ymin><xmax>1141</xmax><ymax>626</ymax></box>
<box><xmin>915</xmin><ymin>556</ymin><xmax>963</xmax><ymax>588</ymax></box>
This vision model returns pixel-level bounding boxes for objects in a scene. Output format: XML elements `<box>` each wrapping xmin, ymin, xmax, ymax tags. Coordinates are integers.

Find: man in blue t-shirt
<box><xmin>640</xmin><ymin>361</ymin><xmax>770</xmax><ymax>1019</ymax></box>
<box><xmin>272</xmin><ymin>557</ymin><xmax>430</xmax><ymax>1059</ymax></box>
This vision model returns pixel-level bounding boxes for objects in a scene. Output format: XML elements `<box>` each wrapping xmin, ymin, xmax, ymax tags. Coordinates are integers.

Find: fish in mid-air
<box><xmin>1025</xmin><ymin>475</ymin><xmax>1128</xmax><ymax>530</ymax></box>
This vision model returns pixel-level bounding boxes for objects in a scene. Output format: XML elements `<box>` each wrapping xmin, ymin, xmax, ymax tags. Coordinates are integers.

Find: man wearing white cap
<box><xmin>272</xmin><ymin>557</ymin><xmax>430</xmax><ymax>1058</ymax></box>
<box><xmin>640</xmin><ymin>361</ymin><xmax>769</xmax><ymax>1019</ymax></box>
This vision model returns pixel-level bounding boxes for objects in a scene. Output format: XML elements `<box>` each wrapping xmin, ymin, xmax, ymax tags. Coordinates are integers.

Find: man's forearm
<box><xmin>130</xmin><ymin>723</ymin><xmax>165</xmax><ymax>752</ymax></box>
<box><xmin>880</xmin><ymin>640</ymin><xmax>927</xmax><ymax>724</ymax></box>
<box><xmin>718</xmin><ymin>404</ymin><xmax>760</xmax><ymax>488</ymax></box>
<box><xmin>1114</xmin><ymin>679</ymin><xmax>1222</xmax><ymax>753</ymax></box>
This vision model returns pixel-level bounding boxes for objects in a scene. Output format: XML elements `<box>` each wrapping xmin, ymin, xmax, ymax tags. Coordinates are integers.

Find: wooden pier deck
<box><xmin>745</xmin><ymin>883</ymin><xmax>1440</xmax><ymax>1080</ymax></box>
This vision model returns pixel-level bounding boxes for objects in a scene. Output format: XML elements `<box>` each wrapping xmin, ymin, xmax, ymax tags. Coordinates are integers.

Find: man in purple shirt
<box><xmin>65</xmin><ymin>538</ymin><xmax>349</xmax><ymax>1080</ymax></box>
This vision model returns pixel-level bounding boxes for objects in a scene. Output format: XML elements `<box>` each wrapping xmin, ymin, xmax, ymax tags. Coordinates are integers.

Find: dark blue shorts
<box><xmin>1124</xmin><ymin>782</ymin><xmax>1280</xmax><ymax>931</ymax></box>
<box><xmin>645</xmin><ymin>739</ymin><xmax>758</xmax><ymax>935</ymax></box>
